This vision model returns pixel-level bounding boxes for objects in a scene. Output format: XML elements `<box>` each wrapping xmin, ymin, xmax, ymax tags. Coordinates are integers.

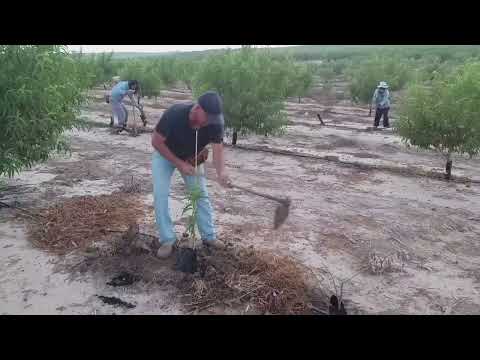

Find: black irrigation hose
<box><xmin>288</xmin><ymin>120</ymin><xmax>392</xmax><ymax>134</ymax></box>
<box><xmin>225</xmin><ymin>143</ymin><xmax>480</xmax><ymax>185</ymax></box>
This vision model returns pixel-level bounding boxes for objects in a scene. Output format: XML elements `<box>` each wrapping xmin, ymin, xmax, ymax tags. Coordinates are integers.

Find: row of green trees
<box><xmin>72</xmin><ymin>51</ymin><xmax>120</xmax><ymax>88</ymax></box>
<box><xmin>2</xmin><ymin>45</ymin><xmax>479</xmax><ymax>181</ymax></box>
<box><xmin>72</xmin><ymin>46</ymin><xmax>480</xmax><ymax>108</ymax></box>
<box><xmin>107</xmin><ymin>48</ymin><xmax>315</xmax><ymax>143</ymax></box>
<box><xmin>0</xmin><ymin>46</ymin><xmax>315</xmax><ymax>177</ymax></box>
<box><xmin>71</xmin><ymin>47</ymin><xmax>480</xmax><ymax>181</ymax></box>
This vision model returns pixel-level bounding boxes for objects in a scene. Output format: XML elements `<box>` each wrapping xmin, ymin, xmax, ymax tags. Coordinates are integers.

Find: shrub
<box><xmin>193</xmin><ymin>48</ymin><xmax>294</xmax><ymax>144</ymax></box>
<box><xmin>0</xmin><ymin>45</ymin><xmax>88</xmax><ymax>177</ymax></box>
<box><xmin>119</xmin><ymin>60</ymin><xmax>163</xmax><ymax>99</ymax></box>
<box><xmin>396</xmin><ymin>61</ymin><xmax>480</xmax><ymax>179</ymax></box>
<box><xmin>347</xmin><ymin>55</ymin><xmax>412</xmax><ymax>103</ymax></box>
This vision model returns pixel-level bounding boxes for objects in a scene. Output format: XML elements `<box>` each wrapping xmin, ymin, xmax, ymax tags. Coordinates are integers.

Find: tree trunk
<box><xmin>445</xmin><ymin>153</ymin><xmax>452</xmax><ymax>180</ymax></box>
<box><xmin>298</xmin><ymin>96</ymin><xmax>301</xmax><ymax>103</ymax></box>
<box><xmin>232</xmin><ymin>130</ymin><xmax>238</xmax><ymax>146</ymax></box>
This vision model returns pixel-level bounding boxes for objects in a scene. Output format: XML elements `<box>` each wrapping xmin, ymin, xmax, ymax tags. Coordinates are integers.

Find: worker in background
<box><xmin>104</xmin><ymin>76</ymin><xmax>121</xmax><ymax>104</ymax></box>
<box><xmin>370</xmin><ymin>81</ymin><xmax>391</xmax><ymax>128</ymax></box>
<box><xmin>110</xmin><ymin>80</ymin><xmax>142</xmax><ymax>132</ymax></box>
<box><xmin>106</xmin><ymin>76</ymin><xmax>121</xmax><ymax>127</ymax></box>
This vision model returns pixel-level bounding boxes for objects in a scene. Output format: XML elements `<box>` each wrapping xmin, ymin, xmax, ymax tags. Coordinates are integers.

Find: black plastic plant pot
<box><xmin>107</xmin><ymin>272</ymin><xmax>140</xmax><ymax>287</ymax></box>
<box><xmin>175</xmin><ymin>247</ymin><xmax>198</xmax><ymax>274</ymax></box>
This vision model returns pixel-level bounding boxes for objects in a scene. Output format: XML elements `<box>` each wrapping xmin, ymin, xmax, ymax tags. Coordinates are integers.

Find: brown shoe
<box><xmin>156</xmin><ymin>243</ymin><xmax>174</xmax><ymax>259</ymax></box>
<box><xmin>203</xmin><ymin>240</ymin><xmax>226</xmax><ymax>251</ymax></box>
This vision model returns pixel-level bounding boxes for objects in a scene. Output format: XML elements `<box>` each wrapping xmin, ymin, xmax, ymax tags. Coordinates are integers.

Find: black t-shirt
<box><xmin>155</xmin><ymin>103</ymin><xmax>224</xmax><ymax>160</ymax></box>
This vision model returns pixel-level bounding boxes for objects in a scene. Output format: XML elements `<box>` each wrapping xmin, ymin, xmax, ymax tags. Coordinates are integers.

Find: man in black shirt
<box><xmin>151</xmin><ymin>91</ymin><xmax>231</xmax><ymax>258</ymax></box>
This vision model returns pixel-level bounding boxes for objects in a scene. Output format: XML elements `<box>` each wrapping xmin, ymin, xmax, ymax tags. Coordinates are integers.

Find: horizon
<box><xmin>67</xmin><ymin>45</ymin><xmax>295</xmax><ymax>54</ymax></box>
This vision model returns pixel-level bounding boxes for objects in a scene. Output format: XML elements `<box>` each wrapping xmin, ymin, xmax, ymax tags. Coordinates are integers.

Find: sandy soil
<box><xmin>1</xmin><ymin>86</ymin><xmax>480</xmax><ymax>315</ymax></box>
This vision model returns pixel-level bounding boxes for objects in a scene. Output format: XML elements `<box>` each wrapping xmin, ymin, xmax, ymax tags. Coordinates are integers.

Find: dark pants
<box><xmin>374</xmin><ymin>107</ymin><xmax>390</xmax><ymax>127</ymax></box>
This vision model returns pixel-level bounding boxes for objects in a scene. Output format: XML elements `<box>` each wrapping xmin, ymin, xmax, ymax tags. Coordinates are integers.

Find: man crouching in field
<box><xmin>151</xmin><ymin>91</ymin><xmax>231</xmax><ymax>259</ymax></box>
<box><xmin>110</xmin><ymin>79</ymin><xmax>142</xmax><ymax>132</ymax></box>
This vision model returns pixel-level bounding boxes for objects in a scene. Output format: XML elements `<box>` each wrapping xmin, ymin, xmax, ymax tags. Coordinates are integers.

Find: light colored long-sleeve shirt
<box><xmin>111</xmin><ymin>81</ymin><xmax>132</xmax><ymax>103</ymax></box>
<box><xmin>372</xmin><ymin>88</ymin><xmax>391</xmax><ymax>109</ymax></box>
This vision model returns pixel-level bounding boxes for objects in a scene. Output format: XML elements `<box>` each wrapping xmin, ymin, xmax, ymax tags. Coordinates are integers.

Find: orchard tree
<box><xmin>0</xmin><ymin>45</ymin><xmax>88</xmax><ymax>177</ymax></box>
<box><xmin>193</xmin><ymin>47</ymin><xmax>293</xmax><ymax>145</ymax></box>
<box><xmin>120</xmin><ymin>60</ymin><xmax>163</xmax><ymax>100</ymax></box>
<box><xmin>155</xmin><ymin>58</ymin><xmax>178</xmax><ymax>88</ymax></box>
<box><xmin>287</xmin><ymin>63</ymin><xmax>315</xmax><ymax>103</ymax></box>
<box><xmin>347</xmin><ymin>54</ymin><xmax>412</xmax><ymax>103</ymax></box>
<box><xmin>175</xmin><ymin>59</ymin><xmax>199</xmax><ymax>91</ymax></box>
<box><xmin>396</xmin><ymin>61</ymin><xmax>480</xmax><ymax>179</ymax></box>
<box><xmin>317</xmin><ymin>63</ymin><xmax>336</xmax><ymax>91</ymax></box>
<box><xmin>71</xmin><ymin>50</ymin><xmax>96</xmax><ymax>89</ymax></box>
<box><xmin>71</xmin><ymin>50</ymin><xmax>121</xmax><ymax>89</ymax></box>
<box><xmin>93</xmin><ymin>52</ymin><xmax>117</xmax><ymax>85</ymax></box>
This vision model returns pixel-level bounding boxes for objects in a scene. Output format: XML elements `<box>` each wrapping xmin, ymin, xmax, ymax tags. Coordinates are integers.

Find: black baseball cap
<box><xmin>198</xmin><ymin>91</ymin><xmax>224</xmax><ymax>127</ymax></box>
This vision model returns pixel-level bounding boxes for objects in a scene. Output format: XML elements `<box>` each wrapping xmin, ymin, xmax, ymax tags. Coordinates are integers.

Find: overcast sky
<box><xmin>67</xmin><ymin>45</ymin><xmax>295</xmax><ymax>53</ymax></box>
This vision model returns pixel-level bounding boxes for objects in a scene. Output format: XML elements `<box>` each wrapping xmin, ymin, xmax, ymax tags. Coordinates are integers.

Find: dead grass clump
<box><xmin>366</xmin><ymin>249</ymin><xmax>411</xmax><ymax>275</ymax></box>
<box><xmin>180</xmin><ymin>245</ymin><xmax>317</xmax><ymax>315</ymax></box>
<box><xmin>27</xmin><ymin>192</ymin><xmax>144</xmax><ymax>255</ymax></box>
<box><xmin>119</xmin><ymin>176</ymin><xmax>142</xmax><ymax>194</ymax></box>
<box><xmin>368</xmin><ymin>251</ymin><xmax>394</xmax><ymax>275</ymax></box>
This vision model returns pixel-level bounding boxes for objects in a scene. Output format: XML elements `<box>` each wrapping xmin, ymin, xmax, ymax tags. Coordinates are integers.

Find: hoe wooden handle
<box><xmin>230</xmin><ymin>184</ymin><xmax>290</xmax><ymax>206</ymax></box>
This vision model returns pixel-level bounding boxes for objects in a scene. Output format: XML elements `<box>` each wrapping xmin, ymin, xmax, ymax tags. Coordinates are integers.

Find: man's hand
<box><xmin>212</xmin><ymin>143</ymin><xmax>229</xmax><ymax>187</ymax></box>
<box><xmin>177</xmin><ymin>161</ymin><xmax>196</xmax><ymax>176</ymax></box>
<box><xmin>217</xmin><ymin>173</ymin><xmax>232</xmax><ymax>188</ymax></box>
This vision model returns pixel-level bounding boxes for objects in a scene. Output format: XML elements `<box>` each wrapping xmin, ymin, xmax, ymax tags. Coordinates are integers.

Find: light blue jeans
<box><xmin>152</xmin><ymin>150</ymin><xmax>216</xmax><ymax>245</ymax></box>
<box><xmin>111</xmin><ymin>101</ymin><xmax>128</xmax><ymax>127</ymax></box>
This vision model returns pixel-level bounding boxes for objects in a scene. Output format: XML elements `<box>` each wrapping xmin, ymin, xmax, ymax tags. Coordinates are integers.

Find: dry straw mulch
<box><xmin>177</xmin><ymin>244</ymin><xmax>324</xmax><ymax>315</ymax></box>
<box><xmin>62</xmin><ymin>231</ymin><xmax>326</xmax><ymax>315</ymax></box>
<box><xmin>27</xmin><ymin>192</ymin><xmax>145</xmax><ymax>255</ymax></box>
<box><xmin>23</xmin><ymin>193</ymin><xmax>327</xmax><ymax>315</ymax></box>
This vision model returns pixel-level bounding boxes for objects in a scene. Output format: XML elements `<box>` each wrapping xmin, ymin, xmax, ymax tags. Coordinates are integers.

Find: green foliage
<box><xmin>396</xmin><ymin>61</ymin><xmax>480</xmax><ymax>170</ymax></box>
<box><xmin>92</xmin><ymin>52</ymin><xmax>117</xmax><ymax>84</ymax></box>
<box><xmin>286</xmin><ymin>63</ymin><xmax>315</xmax><ymax>101</ymax></box>
<box><xmin>175</xmin><ymin>59</ymin><xmax>199</xmax><ymax>90</ymax></box>
<box><xmin>193</xmin><ymin>48</ymin><xmax>293</xmax><ymax>138</ymax></box>
<box><xmin>182</xmin><ymin>183</ymin><xmax>203</xmax><ymax>246</ymax></box>
<box><xmin>0</xmin><ymin>178</ymin><xmax>6</xmax><ymax>192</ymax></box>
<box><xmin>347</xmin><ymin>55</ymin><xmax>413</xmax><ymax>103</ymax></box>
<box><xmin>118</xmin><ymin>57</ymin><xmax>184</xmax><ymax>98</ymax></box>
<box><xmin>0</xmin><ymin>45</ymin><xmax>88</xmax><ymax>177</ymax></box>
<box><xmin>71</xmin><ymin>51</ymin><xmax>96</xmax><ymax>89</ymax></box>
<box><xmin>331</xmin><ymin>58</ymin><xmax>353</xmax><ymax>75</ymax></box>
<box><xmin>154</xmin><ymin>58</ymin><xmax>178</xmax><ymax>87</ymax></box>
<box><xmin>316</xmin><ymin>63</ymin><xmax>336</xmax><ymax>89</ymax></box>
<box><xmin>119</xmin><ymin>60</ymin><xmax>163</xmax><ymax>98</ymax></box>
<box><xmin>270</xmin><ymin>45</ymin><xmax>480</xmax><ymax>63</ymax></box>
<box><xmin>72</xmin><ymin>51</ymin><xmax>120</xmax><ymax>88</ymax></box>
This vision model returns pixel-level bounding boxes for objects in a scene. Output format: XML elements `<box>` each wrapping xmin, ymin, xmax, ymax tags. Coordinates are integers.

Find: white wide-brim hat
<box><xmin>377</xmin><ymin>81</ymin><xmax>389</xmax><ymax>88</ymax></box>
